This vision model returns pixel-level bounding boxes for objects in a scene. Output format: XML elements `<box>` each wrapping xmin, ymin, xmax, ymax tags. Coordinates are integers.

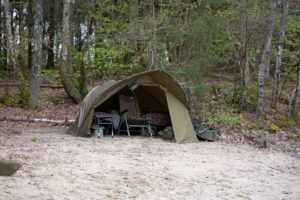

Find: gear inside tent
<box><xmin>66</xmin><ymin>70</ymin><xmax>198</xmax><ymax>144</ymax></box>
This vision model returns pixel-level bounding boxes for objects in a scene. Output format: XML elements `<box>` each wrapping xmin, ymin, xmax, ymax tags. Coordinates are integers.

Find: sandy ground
<box><xmin>0</xmin><ymin>126</ymin><xmax>299</xmax><ymax>200</ymax></box>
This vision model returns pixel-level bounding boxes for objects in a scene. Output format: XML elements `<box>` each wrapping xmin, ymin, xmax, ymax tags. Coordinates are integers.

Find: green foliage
<box><xmin>288</xmin><ymin>132</ymin><xmax>300</xmax><ymax>141</ymax></box>
<box><xmin>287</xmin><ymin>117</ymin><xmax>296</xmax><ymax>127</ymax></box>
<box><xmin>217</xmin><ymin>80</ymin><xmax>231</xmax><ymax>90</ymax></box>
<box><xmin>42</xmin><ymin>94</ymin><xmax>65</xmax><ymax>105</ymax></box>
<box><xmin>295</xmin><ymin>109</ymin><xmax>300</xmax><ymax>121</ymax></box>
<box><xmin>70</xmin><ymin>47</ymin><xmax>83</xmax><ymax>73</ymax></box>
<box><xmin>282</xmin><ymin>15</ymin><xmax>300</xmax><ymax>82</ymax></box>
<box><xmin>16</xmin><ymin>67</ymin><xmax>29</xmax><ymax>109</ymax></box>
<box><xmin>200</xmin><ymin>98</ymin><xmax>240</xmax><ymax>129</ymax></box>
<box><xmin>229</xmin><ymin>82</ymin><xmax>257</xmax><ymax>111</ymax></box>
<box><xmin>201</xmin><ymin>110</ymin><xmax>240</xmax><ymax>129</ymax></box>
<box><xmin>33</xmin><ymin>105</ymin><xmax>43</xmax><ymax>112</ymax></box>
<box><xmin>41</xmin><ymin>70</ymin><xmax>60</xmax><ymax>85</ymax></box>
<box><xmin>268</xmin><ymin>123</ymin><xmax>281</xmax><ymax>133</ymax></box>
<box><xmin>91</xmin><ymin>45</ymin><xmax>140</xmax><ymax>79</ymax></box>
<box><xmin>256</xmin><ymin>114</ymin><xmax>264</xmax><ymax>129</ymax></box>
<box><xmin>0</xmin><ymin>95</ymin><xmax>17</xmax><ymax>107</ymax></box>
<box><xmin>242</xmin><ymin>122</ymin><xmax>257</xmax><ymax>130</ymax></box>
<box><xmin>273</xmin><ymin>113</ymin><xmax>296</xmax><ymax>128</ymax></box>
<box><xmin>0</xmin><ymin>68</ymin><xmax>5</xmax><ymax>81</ymax></box>
<box><xmin>247</xmin><ymin>83</ymin><xmax>257</xmax><ymax>105</ymax></box>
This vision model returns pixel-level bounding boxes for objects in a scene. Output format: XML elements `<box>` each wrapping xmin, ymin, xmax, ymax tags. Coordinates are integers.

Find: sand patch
<box><xmin>0</xmin><ymin>126</ymin><xmax>299</xmax><ymax>200</ymax></box>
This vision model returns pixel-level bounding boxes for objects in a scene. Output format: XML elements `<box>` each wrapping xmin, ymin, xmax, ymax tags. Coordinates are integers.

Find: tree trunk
<box><xmin>27</xmin><ymin>0</ymin><xmax>34</xmax><ymax>69</ymax></box>
<box><xmin>293</xmin><ymin>65</ymin><xmax>300</xmax><ymax>116</ymax></box>
<box><xmin>239</xmin><ymin>0</ymin><xmax>251</xmax><ymax>110</ymax></box>
<box><xmin>18</xmin><ymin>1</ymin><xmax>26</xmax><ymax>70</ymax></box>
<box><xmin>60</xmin><ymin>0</ymin><xmax>84</xmax><ymax>103</ymax></box>
<box><xmin>0</xmin><ymin>83</ymin><xmax>63</xmax><ymax>88</ymax></box>
<box><xmin>272</xmin><ymin>0</ymin><xmax>289</xmax><ymax>108</ymax></box>
<box><xmin>42</xmin><ymin>19</ymin><xmax>48</xmax><ymax>66</ymax></box>
<box><xmin>256</xmin><ymin>0</ymin><xmax>276</xmax><ymax>127</ymax></box>
<box><xmin>0</xmin><ymin>114</ymin><xmax>75</xmax><ymax>125</ymax></box>
<box><xmin>0</xmin><ymin>9</ymin><xmax>3</xmax><ymax>68</ymax></box>
<box><xmin>29</xmin><ymin>0</ymin><xmax>43</xmax><ymax>108</ymax></box>
<box><xmin>3</xmin><ymin>0</ymin><xmax>15</xmax><ymax>70</ymax></box>
<box><xmin>80</xmin><ymin>17</ymin><xmax>94</xmax><ymax>96</ymax></box>
<box><xmin>46</xmin><ymin>3</ymin><xmax>55</xmax><ymax>69</ymax></box>
<box><xmin>74</xmin><ymin>20</ymin><xmax>82</xmax><ymax>51</ymax></box>
<box><xmin>3</xmin><ymin>0</ymin><xmax>29</xmax><ymax>108</ymax></box>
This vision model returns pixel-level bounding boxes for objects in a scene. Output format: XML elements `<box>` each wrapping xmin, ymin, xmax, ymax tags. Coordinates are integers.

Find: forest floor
<box><xmin>0</xmin><ymin>81</ymin><xmax>300</xmax><ymax>199</ymax></box>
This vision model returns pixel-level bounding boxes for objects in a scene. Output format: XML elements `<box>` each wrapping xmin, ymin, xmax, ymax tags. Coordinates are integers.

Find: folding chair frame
<box><xmin>118</xmin><ymin>111</ymin><xmax>153</xmax><ymax>136</ymax></box>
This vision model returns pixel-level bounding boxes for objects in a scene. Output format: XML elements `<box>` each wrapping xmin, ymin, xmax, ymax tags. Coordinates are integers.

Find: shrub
<box><xmin>42</xmin><ymin>94</ymin><xmax>65</xmax><ymax>105</ymax></box>
<box><xmin>41</xmin><ymin>70</ymin><xmax>60</xmax><ymax>85</ymax></box>
<box><xmin>200</xmin><ymin>110</ymin><xmax>240</xmax><ymax>129</ymax></box>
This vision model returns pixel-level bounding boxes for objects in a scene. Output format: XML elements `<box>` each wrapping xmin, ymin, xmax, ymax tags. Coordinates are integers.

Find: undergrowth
<box><xmin>41</xmin><ymin>70</ymin><xmax>60</xmax><ymax>85</ymax></box>
<box><xmin>41</xmin><ymin>93</ymin><xmax>65</xmax><ymax>105</ymax></box>
<box><xmin>199</xmin><ymin>98</ymin><xmax>241</xmax><ymax>129</ymax></box>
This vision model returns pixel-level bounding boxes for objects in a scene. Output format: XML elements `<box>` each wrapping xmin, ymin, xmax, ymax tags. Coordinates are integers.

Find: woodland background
<box><xmin>0</xmin><ymin>0</ymin><xmax>300</xmax><ymax>141</ymax></box>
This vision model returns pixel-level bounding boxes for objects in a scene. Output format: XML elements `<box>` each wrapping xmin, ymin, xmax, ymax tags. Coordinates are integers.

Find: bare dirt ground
<box><xmin>0</xmin><ymin>123</ymin><xmax>299</xmax><ymax>200</ymax></box>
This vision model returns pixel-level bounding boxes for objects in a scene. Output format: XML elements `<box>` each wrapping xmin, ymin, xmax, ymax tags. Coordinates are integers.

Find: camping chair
<box><xmin>118</xmin><ymin>95</ymin><xmax>153</xmax><ymax>136</ymax></box>
<box><xmin>93</xmin><ymin>111</ymin><xmax>120</xmax><ymax>137</ymax></box>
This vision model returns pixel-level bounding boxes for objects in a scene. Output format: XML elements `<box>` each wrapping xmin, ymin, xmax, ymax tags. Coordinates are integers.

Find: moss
<box><xmin>268</xmin><ymin>123</ymin><xmax>281</xmax><ymax>133</ymax></box>
<box><xmin>217</xmin><ymin>80</ymin><xmax>231</xmax><ymax>90</ymax></box>
<box><xmin>247</xmin><ymin>83</ymin><xmax>257</xmax><ymax>105</ymax></box>
<box><xmin>200</xmin><ymin>109</ymin><xmax>241</xmax><ymax>130</ymax></box>
<box><xmin>0</xmin><ymin>68</ymin><xmax>5</xmax><ymax>81</ymax></box>
<box><xmin>278</xmin><ymin>96</ymin><xmax>289</xmax><ymax>105</ymax></box>
<box><xmin>231</xmin><ymin>82</ymin><xmax>256</xmax><ymax>111</ymax></box>
<box><xmin>16</xmin><ymin>66</ymin><xmax>29</xmax><ymax>108</ymax></box>
<box><xmin>287</xmin><ymin>117</ymin><xmax>296</xmax><ymax>127</ymax></box>
<box><xmin>288</xmin><ymin>132</ymin><xmax>300</xmax><ymax>141</ymax></box>
<box><xmin>256</xmin><ymin>114</ymin><xmax>264</xmax><ymax>129</ymax></box>
<box><xmin>295</xmin><ymin>109</ymin><xmax>300</xmax><ymax>121</ymax></box>
<box><xmin>273</xmin><ymin>113</ymin><xmax>286</xmax><ymax>127</ymax></box>
<box><xmin>273</xmin><ymin>113</ymin><xmax>296</xmax><ymax>128</ymax></box>
<box><xmin>43</xmin><ymin>94</ymin><xmax>65</xmax><ymax>105</ymax></box>
<box><xmin>33</xmin><ymin>105</ymin><xmax>43</xmax><ymax>112</ymax></box>
<box><xmin>4</xmin><ymin>98</ymin><xmax>16</xmax><ymax>107</ymax></box>
<box><xmin>274</xmin><ymin>113</ymin><xmax>286</xmax><ymax>121</ymax></box>
<box><xmin>0</xmin><ymin>95</ymin><xmax>17</xmax><ymax>107</ymax></box>
<box><xmin>41</xmin><ymin>70</ymin><xmax>61</xmax><ymax>85</ymax></box>
<box><xmin>242</xmin><ymin>123</ymin><xmax>257</xmax><ymax>130</ymax></box>
<box><xmin>31</xmin><ymin>137</ymin><xmax>38</xmax><ymax>142</ymax></box>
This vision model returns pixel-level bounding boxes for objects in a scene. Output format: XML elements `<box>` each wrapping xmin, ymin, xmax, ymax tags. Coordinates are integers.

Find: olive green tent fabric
<box><xmin>165</xmin><ymin>91</ymin><xmax>198</xmax><ymax>143</ymax></box>
<box><xmin>66</xmin><ymin>70</ymin><xmax>198</xmax><ymax>143</ymax></box>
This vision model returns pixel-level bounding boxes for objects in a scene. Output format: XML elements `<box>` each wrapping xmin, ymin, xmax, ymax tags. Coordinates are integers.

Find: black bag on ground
<box><xmin>193</xmin><ymin>121</ymin><xmax>221</xmax><ymax>141</ymax></box>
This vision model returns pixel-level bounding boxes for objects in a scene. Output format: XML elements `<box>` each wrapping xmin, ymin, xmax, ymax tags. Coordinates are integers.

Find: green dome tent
<box><xmin>66</xmin><ymin>70</ymin><xmax>197</xmax><ymax>144</ymax></box>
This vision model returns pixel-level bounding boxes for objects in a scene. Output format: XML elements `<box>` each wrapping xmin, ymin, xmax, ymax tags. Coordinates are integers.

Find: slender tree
<box><xmin>3</xmin><ymin>0</ymin><xmax>29</xmax><ymax>108</ymax></box>
<box><xmin>272</xmin><ymin>0</ymin><xmax>289</xmax><ymax>108</ymax></box>
<box><xmin>46</xmin><ymin>2</ymin><xmax>55</xmax><ymax>69</ymax></box>
<box><xmin>80</xmin><ymin>17</ymin><xmax>94</xmax><ymax>96</ymax></box>
<box><xmin>293</xmin><ymin>65</ymin><xmax>300</xmax><ymax>117</ymax></box>
<box><xmin>27</xmin><ymin>0</ymin><xmax>34</xmax><ymax>69</ymax></box>
<box><xmin>60</xmin><ymin>0</ymin><xmax>87</xmax><ymax>103</ymax></box>
<box><xmin>238</xmin><ymin>0</ymin><xmax>251</xmax><ymax>110</ymax></box>
<box><xmin>256</xmin><ymin>0</ymin><xmax>276</xmax><ymax>127</ymax></box>
<box><xmin>3</xmin><ymin>0</ymin><xmax>15</xmax><ymax>70</ymax></box>
<box><xmin>30</xmin><ymin>0</ymin><xmax>43</xmax><ymax>108</ymax></box>
<box><xmin>0</xmin><ymin>7</ymin><xmax>4</xmax><ymax>68</ymax></box>
<box><xmin>18</xmin><ymin>0</ymin><xmax>26</xmax><ymax>70</ymax></box>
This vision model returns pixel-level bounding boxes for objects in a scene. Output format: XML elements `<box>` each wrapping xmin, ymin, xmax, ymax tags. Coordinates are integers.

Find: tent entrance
<box><xmin>92</xmin><ymin>85</ymin><xmax>172</xmax><ymax>136</ymax></box>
